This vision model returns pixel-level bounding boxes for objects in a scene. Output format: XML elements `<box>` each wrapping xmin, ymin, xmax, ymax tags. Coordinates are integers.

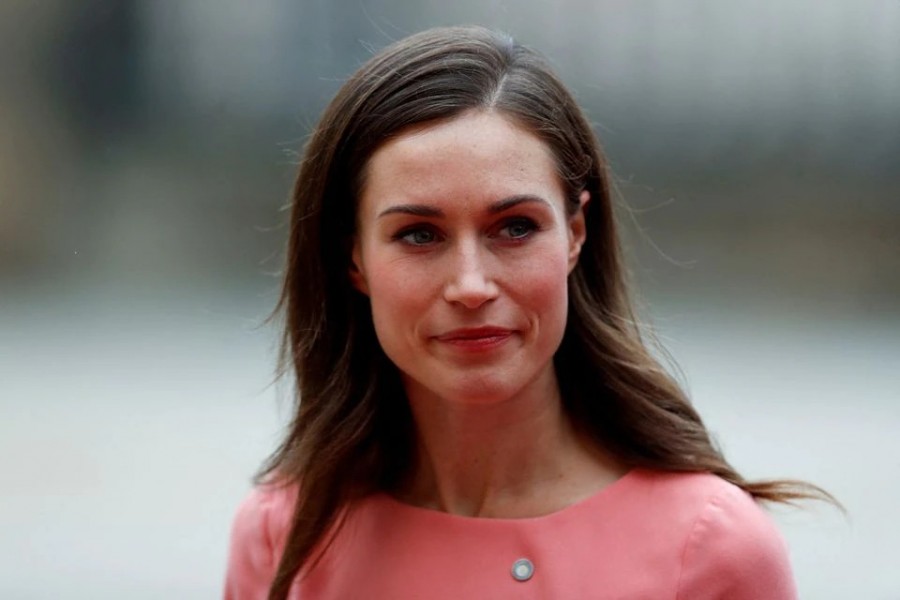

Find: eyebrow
<box><xmin>376</xmin><ymin>194</ymin><xmax>551</xmax><ymax>219</ymax></box>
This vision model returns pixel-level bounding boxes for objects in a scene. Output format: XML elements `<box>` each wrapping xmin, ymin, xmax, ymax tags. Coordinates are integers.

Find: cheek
<box><xmin>513</xmin><ymin>245</ymin><xmax>572</xmax><ymax>322</ymax></box>
<box><xmin>366</xmin><ymin>260</ymin><xmax>432</xmax><ymax>307</ymax></box>
<box><xmin>362</xmin><ymin>260</ymin><xmax>434</xmax><ymax>341</ymax></box>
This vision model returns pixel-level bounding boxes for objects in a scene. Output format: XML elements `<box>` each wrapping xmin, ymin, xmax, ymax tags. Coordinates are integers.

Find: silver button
<box><xmin>511</xmin><ymin>558</ymin><xmax>534</xmax><ymax>582</ymax></box>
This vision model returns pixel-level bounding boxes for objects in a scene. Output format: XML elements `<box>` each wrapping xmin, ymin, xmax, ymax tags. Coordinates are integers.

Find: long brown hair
<box><xmin>261</xmin><ymin>25</ymin><xmax>834</xmax><ymax>599</ymax></box>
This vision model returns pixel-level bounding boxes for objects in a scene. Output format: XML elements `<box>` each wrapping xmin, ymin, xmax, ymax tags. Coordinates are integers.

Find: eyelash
<box><xmin>500</xmin><ymin>217</ymin><xmax>539</xmax><ymax>240</ymax></box>
<box><xmin>392</xmin><ymin>217</ymin><xmax>540</xmax><ymax>247</ymax></box>
<box><xmin>394</xmin><ymin>226</ymin><xmax>441</xmax><ymax>246</ymax></box>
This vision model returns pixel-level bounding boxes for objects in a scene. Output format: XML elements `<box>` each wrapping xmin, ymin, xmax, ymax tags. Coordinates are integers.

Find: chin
<box><xmin>448</xmin><ymin>382</ymin><xmax>518</xmax><ymax>405</ymax></box>
<box><xmin>411</xmin><ymin>368</ymin><xmax>546</xmax><ymax>407</ymax></box>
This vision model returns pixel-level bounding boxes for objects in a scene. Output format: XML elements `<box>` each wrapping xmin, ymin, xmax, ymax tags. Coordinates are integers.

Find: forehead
<box><xmin>359</xmin><ymin>111</ymin><xmax>564</xmax><ymax>213</ymax></box>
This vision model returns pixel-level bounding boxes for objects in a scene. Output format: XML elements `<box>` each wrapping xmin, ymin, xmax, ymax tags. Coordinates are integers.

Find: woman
<box><xmin>225</xmin><ymin>26</ymin><xmax>830</xmax><ymax>599</ymax></box>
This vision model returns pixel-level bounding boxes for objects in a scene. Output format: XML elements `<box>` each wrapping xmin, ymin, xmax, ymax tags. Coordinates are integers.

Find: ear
<box><xmin>567</xmin><ymin>190</ymin><xmax>590</xmax><ymax>272</ymax></box>
<box><xmin>348</xmin><ymin>238</ymin><xmax>370</xmax><ymax>296</ymax></box>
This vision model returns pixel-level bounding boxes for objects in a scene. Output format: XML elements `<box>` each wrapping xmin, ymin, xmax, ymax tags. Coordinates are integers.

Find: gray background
<box><xmin>1</xmin><ymin>1</ymin><xmax>897</xmax><ymax>597</ymax></box>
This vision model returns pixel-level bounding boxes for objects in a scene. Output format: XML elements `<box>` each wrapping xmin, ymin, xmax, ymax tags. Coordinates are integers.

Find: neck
<box><xmin>397</xmin><ymin>369</ymin><xmax>625</xmax><ymax>518</ymax></box>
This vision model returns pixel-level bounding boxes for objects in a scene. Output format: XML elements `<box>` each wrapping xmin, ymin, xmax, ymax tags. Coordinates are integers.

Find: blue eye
<box><xmin>396</xmin><ymin>227</ymin><xmax>438</xmax><ymax>246</ymax></box>
<box><xmin>500</xmin><ymin>218</ymin><xmax>538</xmax><ymax>239</ymax></box>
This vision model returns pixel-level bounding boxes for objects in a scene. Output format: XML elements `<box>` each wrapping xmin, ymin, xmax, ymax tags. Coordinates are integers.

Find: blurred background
<box><xmin>1</xmin><ymin>0</ymin><xmax>897</xmax><ymax>597</ymax></box>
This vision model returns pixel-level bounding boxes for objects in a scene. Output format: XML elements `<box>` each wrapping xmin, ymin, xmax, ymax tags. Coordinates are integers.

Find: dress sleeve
<box><xmin>675</xmin><ymin>485</ymin><xmax>798</xmax><ymax>600</ymax></box>
<box><xmin>223</xmin><ymin>488</ymin><xmax>280</xmax><ymax>600</ymax></box>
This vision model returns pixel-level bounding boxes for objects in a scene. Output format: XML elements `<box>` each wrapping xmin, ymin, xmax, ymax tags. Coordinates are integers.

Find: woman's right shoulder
<box><xmin>224</xmin><ymin>483</ymin><xmax>298</xmax><ymax>600</ymax></box>
<box><xmin>233</xmin><ymin>483</ymin><xmax>298</xmax><ymax>544</ymax></box>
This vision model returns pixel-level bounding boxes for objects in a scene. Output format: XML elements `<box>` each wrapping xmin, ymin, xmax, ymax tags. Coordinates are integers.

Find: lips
<box><xmin>434</xmin><ymin>326</ymin><xmax>514</xmax><ymax>351</ymax></box>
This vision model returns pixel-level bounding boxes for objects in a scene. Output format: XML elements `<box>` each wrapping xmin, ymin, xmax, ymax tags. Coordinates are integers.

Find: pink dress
<box><xmin>224</xmin><ymin>469</ymin><xmax>797</xmax><ymax>599</ymax></box>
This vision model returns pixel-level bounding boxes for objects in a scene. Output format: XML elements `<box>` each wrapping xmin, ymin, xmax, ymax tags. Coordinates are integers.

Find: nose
<box><xmin>442</xmin><ymin>240</ymin><xmax>499</xmax><ymax>309</ymax></box>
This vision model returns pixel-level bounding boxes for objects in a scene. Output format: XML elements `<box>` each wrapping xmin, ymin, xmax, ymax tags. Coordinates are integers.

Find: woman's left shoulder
<box><xmin>641</xmin><ymin>470</ymin><xmax>797</xmax><ymax>600</ymax></box>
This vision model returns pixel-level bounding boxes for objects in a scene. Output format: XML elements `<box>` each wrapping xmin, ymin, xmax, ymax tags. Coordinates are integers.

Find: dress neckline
<box><xmin>370</xmin><ymin>467</ymin><xmax>643</xmax><ymax>525</ymax></box>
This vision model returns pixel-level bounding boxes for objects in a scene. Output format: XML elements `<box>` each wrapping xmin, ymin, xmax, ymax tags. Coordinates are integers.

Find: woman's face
<box><xmin>351</xmin><ymin>110</ymin><xmax>587</xmax><ymax>406</ymax></box>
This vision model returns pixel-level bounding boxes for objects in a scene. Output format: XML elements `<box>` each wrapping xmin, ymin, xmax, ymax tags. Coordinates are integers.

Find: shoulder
<box><xmin>635</xmin><ymin>471</ymin><xmax>797</xmax><ymax>600</ymax></box>
<box><xmin>224</xmin><ymin>484</ymin><xmax>298</xmax><ymax>600</ymax></box>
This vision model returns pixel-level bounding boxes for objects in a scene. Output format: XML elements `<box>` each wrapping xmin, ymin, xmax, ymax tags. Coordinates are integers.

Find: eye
<box><xmin>394</xmin><ymin>226</ymin><xmax>440</xmax><ymax>246</ymax></box>
<box><xmin>498</xmin><ymin>217</ymin><xmax>539</xmax><ymax>240</ymax></box>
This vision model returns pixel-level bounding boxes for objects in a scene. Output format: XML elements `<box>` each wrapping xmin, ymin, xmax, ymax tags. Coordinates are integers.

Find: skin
<box><xmin>351</xmin><ymin>110</ymin><xmax>626</xmax><ymax>518</ymax></box>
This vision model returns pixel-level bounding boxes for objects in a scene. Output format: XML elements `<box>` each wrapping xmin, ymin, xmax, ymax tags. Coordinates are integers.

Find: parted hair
<box><xmin>260</xmin><ymin>25</ymin><xmax>832</xmax><ymax>600</ymax></box>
